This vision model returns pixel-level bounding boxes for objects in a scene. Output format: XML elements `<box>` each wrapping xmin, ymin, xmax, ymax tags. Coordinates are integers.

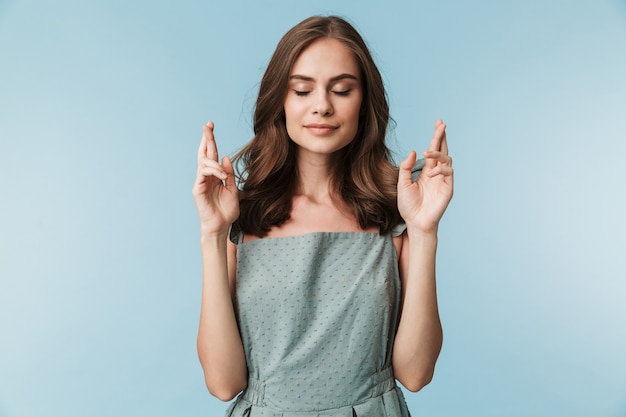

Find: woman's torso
<box><xmin>225</xmin><ymin>227</ymin><xmax>411</xmax><ymax>416</ymax></box>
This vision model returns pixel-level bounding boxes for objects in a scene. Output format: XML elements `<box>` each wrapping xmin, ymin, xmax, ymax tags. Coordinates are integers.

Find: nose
<box><xmin>313</xmin><ymin>91</ymin><xmax>333</xmax><ymax>116</ymax></box>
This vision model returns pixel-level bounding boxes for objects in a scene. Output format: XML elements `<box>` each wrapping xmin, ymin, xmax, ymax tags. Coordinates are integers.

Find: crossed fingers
<box><xmin>197</xmin><ymin>121</ymin><xmax>228</xmax><ymax>181</ymax></box>
<box><xmin>423</xmin><ymin>120</ymin><xmax>453</xmax><ymax>177</ymax></box>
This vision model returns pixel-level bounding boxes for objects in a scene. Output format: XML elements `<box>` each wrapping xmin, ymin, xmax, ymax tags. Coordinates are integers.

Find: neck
<box><xmin>294</xmin><ymin>151</ymin><xmax>338</xmax><ymax>203</ymax></box>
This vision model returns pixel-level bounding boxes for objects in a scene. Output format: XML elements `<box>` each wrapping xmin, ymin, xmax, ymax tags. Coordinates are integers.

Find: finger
<box><xmin>198</xmin><ymin>166</ymin><xmax>228</xmax><ymax>181</ymax></box>
<box><xmin>198</xmin><ymin>156</ymin><xmax>227</xmax><ymax>177</ymax></box>
<box><xmin>440</xmin><ymin>125</ymin><xmax>449</xmax><ymax>155</ymax></box>
<box><xmin>199</xmin><ymin>156</ymin><xmax>227</xmax><ymax>172</ymax></box>
<box><xmin>398</xmin><ymin>151</ymin><xmax>417</xmax><ymax>188</ymax></box>
<box><xmin>423</xmin><ymin>151</ymin><xmax>452</xmax><ymax>165</ymax></box>
<box><xmin>427</xmin><ymin>120</ymin><xmax>446</xmax><ymax>153</ymax></box>
<box><xmin>197</xmin><ymin>123</ymin><xmax>209</xmax><ymax>161</ymax></box>
<box><xmin>426</xmin><ymin>165</ymin><xmax>454</xmax><ymax>177</ymax></box>
<box><xmin>204</xmin><ymin>121</ymin><xmax>219</xmax><ymax>162</ymax></box>
<box><xmin>222</xmin><ymin>156</ymin><xmax>238</xmax><ymax>192</ymax></box>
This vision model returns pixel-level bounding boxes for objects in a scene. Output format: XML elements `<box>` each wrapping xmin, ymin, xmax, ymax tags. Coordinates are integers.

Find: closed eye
<box><xmin>294</xmin><ymin>90</ymin><xmax>310</xmax><ymax>96</ymax></box>
<box><xmin>332</xmin><ymin>89</ymin><xmax>352</xmax><ymax>96</ymax></box>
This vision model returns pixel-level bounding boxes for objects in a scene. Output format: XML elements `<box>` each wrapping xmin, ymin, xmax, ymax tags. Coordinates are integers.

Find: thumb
<box><xmin>398</xmin><ymin>151</ymin><xmax>417</xmax><ymax>188</ymax></box>
<box><xmin>222</xmin><ymin>156</ymin><xmax>238</xmax><ymax>192</ymax></box>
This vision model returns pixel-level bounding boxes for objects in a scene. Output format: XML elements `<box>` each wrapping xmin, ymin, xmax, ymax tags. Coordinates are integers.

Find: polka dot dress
<box><xmin>225</xmin><ymin>226</ymin><xmax>412</xmax><ymax>417</ymax></box>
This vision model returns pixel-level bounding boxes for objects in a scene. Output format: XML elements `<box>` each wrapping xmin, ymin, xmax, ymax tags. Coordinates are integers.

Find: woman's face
<box><xmin>284</xmin><ymin>38</ymin><xmax>363</xmax><ymax>159</ymax></box>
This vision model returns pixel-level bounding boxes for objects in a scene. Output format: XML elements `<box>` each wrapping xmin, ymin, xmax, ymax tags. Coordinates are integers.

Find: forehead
<box><xmin>290</xmin><ymin>38</ymin><xmax>360</xmax><ymax>79</ymax></box>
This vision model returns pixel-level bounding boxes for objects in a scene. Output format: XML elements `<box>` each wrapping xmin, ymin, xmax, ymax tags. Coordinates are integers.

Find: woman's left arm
<box><xmin>393</xmin><ymin>120</ymin><xmax>454</xmax><ymax>392</ymax></box>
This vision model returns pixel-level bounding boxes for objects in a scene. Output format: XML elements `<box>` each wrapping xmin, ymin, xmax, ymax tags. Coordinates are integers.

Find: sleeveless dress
<box><xmin>225</xmin><ymin>161</ymin><xmax>423</xmax><ymax>417</ymax></box>
<box><xmin>226</xmin><ymin>227</ymin><xmax>411</xmax><ymax>417</ymax></box>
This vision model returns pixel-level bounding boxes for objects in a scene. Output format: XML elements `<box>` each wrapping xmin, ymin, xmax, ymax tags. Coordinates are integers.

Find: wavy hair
<box><xmin>233</xmin><ymin>15</ymin><xmax>402</xmax><ymax>237</ymax></box>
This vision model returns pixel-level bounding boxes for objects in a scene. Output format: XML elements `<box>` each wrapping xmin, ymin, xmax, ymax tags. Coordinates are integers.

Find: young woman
<box><xmin>192</xmin><ymin>15</ymin><xmax>453</xmax><ymax>417</ymax></box>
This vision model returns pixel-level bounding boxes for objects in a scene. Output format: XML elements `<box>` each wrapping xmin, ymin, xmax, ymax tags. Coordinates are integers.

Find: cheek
<box><xmin>345</xmin><ymin>99</ymin><xmax>363</xmax><ymax>126</ymax></box>
<box><xmin>283</xmin><ymin>100</ymin><xmax>301</xmax><ymax>138</ymax></box>
<box><xmin>284</xmin><ymin>98</ymin><xmax>305</xmax><ymax>123</ymax></box>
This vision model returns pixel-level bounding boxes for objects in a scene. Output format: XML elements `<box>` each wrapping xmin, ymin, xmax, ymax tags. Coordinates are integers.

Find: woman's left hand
<box><xmin>397</xmin><ymin>120</ymin><xmax>454</xmax><ymax>233</ymax></box>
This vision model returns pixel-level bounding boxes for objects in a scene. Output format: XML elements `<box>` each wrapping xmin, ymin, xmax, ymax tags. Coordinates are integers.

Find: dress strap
<box><xmin>229</xmin><ymin>223</ymin><xmax>243</xmax><ymax>245</ymax></box>
<box><xmin>390</xmin><ymin>223</ymin><xmax>407</xmax><ymax>237</ymax></box>
<box><xmin>411</xmin><ymin>158</ymin><xmax>425</xmax><ymax>181</ymax></box>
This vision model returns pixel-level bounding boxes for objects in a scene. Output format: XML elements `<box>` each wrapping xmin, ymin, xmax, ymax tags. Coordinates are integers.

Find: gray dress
<box><xmin>226</xmin><ymin>227</ymin><xmax>411</xmax><ymax>417</ymax></box>
<box><xmin>224</xmin><ymin>158</ymin><xmax>422</xmax><ymax>417</ymax></box>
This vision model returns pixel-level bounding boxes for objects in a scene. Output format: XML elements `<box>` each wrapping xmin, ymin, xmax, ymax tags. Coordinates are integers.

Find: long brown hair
<box><xmin>233</xmin><ymin>15</ymin><xmax>402</xmax><ymax>237</ymax></box>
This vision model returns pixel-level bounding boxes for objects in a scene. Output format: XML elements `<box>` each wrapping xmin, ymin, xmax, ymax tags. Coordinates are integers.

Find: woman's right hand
<box><xmin>192</xmin><ymin>121</ymin><xmax>239</xmax><ymax>235</ymax></box>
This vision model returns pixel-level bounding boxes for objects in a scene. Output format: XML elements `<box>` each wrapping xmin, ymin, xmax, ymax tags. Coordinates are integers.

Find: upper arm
<box><xmin>394</xmin><ymin>232</ymin><xmax>410</xmax><ymax>305</ymax></box>
<box><xmin>227</xmin><ymin>240</ymin><xmax>237</xmax><ymax>299</ymax></box>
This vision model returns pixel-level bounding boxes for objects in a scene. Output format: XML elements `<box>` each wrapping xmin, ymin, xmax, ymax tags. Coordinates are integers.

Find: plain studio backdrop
<box><xmin>1</xmin><ymin>0</ymin><xmax>625</xmax><ymax>416</ymax></box>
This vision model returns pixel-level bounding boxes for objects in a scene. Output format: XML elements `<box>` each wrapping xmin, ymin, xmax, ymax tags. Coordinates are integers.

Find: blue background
<box><xmin>1</xmin><ymin>0</ymin><xmax>625</xmax><ymax>416</ymax></box>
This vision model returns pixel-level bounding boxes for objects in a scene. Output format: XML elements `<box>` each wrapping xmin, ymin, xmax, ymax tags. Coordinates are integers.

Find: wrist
<box><xmin>200</xmin><ymin>228</ymin><xmax>230</xmax><ymax>244</ymax></box>
<box><xmin>405</xmin><ymin>224</ymin><xmax>439</xmax><ymax>241</ymax></box>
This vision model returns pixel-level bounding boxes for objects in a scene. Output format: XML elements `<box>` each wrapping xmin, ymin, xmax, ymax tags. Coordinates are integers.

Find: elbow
<box><xmin>394</xmin><ymin>366</ymin><xmax>435</xmax><ymax>392</ymax></box>
<box><xmin>208</xmin><ymin>386</ymin><xmax>240</xmax><ymax>402</ymax></box>
<box><xmin>393</xmin><ymin>329</ymin><xmax>443</xmax><ymax>393</ymax></box>
<box><xmin>204</xmin><ymin>375</ymin><xmax>246</xmax><ymax>402</ymax></box>
<box><xmin>396</xmin><ymin>367</ymin><xmax>435</xmax><ymax>393</ymax></box>
<box><xmin>197</xmin><ymin>342</ymin><xmax>248</xmax><ymax>401</ymax></box>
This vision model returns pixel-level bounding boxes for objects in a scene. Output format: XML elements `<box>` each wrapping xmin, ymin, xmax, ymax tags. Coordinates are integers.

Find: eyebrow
<box><xmin>289</xmin><ymin>73</ymin><xmax>359</xmax><ymax>82</ymax></box>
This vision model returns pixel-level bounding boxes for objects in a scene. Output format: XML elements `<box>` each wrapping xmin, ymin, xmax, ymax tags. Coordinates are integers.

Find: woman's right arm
<box><xmin>192</xmin><ymin>121</ymin><xmax>247</xmax><ymax>401</ymax></box>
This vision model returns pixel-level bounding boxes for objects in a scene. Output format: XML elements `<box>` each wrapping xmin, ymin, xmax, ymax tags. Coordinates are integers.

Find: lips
<box><xmin>305</xmin><ymin>123</ymin><xmax>339</xmax><ymax>136</ymax></box>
